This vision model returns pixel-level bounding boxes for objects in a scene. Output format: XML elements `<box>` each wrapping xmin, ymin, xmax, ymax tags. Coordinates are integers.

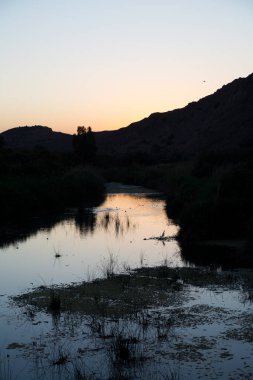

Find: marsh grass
<box><xmin>100</xmin><ymin>252</ymin><xmax>119</xmax><ymax>279</ymax></box>
<box><xmin>29</xmin><ymin>340</ymin><xmax>95</xmax><ymax>380</ymax></box>
<box><xmin>106</xmin><ymin>322</ymin><xmax>148</xmax><ymax>380</ymax></box>
<box><xmin>161</xmin><ymin>369</ymin><xmax>181</xmax><ymax>380</ymax></box>
<box><xmin>139</xmin><ymin>251</ymin><xmax>145</xmax><ymax>267</ymax></box>
<box><xmin>109</xmin><ymin>333</ymin><xmax>145</xmax><ymax>369</ymax></box>
<box><xmin>14</xmin><ymin>266</ymin><xmax>242</xmax><ymax>320</ymax></box>
<box><xmin>243</xmin><ymin>290</ymin><xmax>253</xmax><ymax>303</ymax></box>
<box><xmin>11</xmin><ymin>265</ymin><xmax>253</xmax><ymax>380</ymax></box>
<box><xmin>15</xmin><ymin>272</ymin><xmax>176</xmax><ymax>318</ymax></box>
<box><xmin>240</xmin><ymin>271</ymin><xmax>253</xmax><ymax>304</ymax></box>
<box><xmin>71</xmin><ymin>363</ymin><xmax>95</xmax><ymax>380</ymax></box>
<box><xmin>52</xmin><ymin>350</ymin><xmax>68</xmax><ymax>366</ymax></box>
<box><xmin>48</xmin><ymin>290</ymin><xmax>61</xmax><ymax>314</ymax></box>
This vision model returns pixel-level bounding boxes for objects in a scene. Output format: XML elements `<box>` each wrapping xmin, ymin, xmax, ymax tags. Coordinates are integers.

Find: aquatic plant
<box><xmin>48</xmin><ymin>290</ymin><xmax>61</xmax><ymax>315</ymax></box>
<box><xmin>100</xmin><ymin>251</ymin><xmax>119</xmax><ymax>279</ymax></box>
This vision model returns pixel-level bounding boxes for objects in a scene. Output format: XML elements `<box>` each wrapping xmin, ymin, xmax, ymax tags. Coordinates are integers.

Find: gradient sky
<box><xmin>1</xmin><ymin>0</ymin><xmax>253</xmax><ymax>134</ymax></box>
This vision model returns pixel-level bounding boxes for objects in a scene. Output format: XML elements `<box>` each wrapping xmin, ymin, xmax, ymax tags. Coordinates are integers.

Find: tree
<box><xmin>77</xmin><ymin>126</ymin><xmax>86</xmax><ymax>135</ymax></box>
<box><xmin>73</xmin><ymin>126</ymin><xmax>96</xmax><ymax>164</ymax></box>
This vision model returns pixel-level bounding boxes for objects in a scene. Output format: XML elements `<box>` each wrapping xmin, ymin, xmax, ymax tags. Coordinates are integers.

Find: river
<box><xmin>0</xmin><ymin>184</ymin><xmax>252</xmax><ymax>379</ymax></box>
<box><xmin>0</xmin><ymin>184</ymin><xmax>181</xmax><ymax>296</ymax></box>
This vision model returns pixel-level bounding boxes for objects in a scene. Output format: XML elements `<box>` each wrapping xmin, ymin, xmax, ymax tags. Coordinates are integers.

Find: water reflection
<box><xmin>0</xmin><ymin>214</ymin><xmax>64</xmax><ymax>249</ymax></box>
<box><xmin>0</xmin><ymin>195</ymin><xmax>146</xmax><ymax>248</ymax></box>
<box><xmin>0</xmin><ymin>199</ymin><xmax>104</xmax><ymax>249</ymax></box>
<box><xmin>72</xmin><ymin>206</ymin><xmax>137</xmax><ymax>238</ymax></box>
<box><xmin>0</xmin><ymin>190</ymin><xmax>183</xmax><ymax>297</ymax></box>
<box><xmin>74</xmin><ymin>208</ymin><xmax>97</xmax><ymax>236</ymax></box>
<box><xmin>96</xmin><ymin>211</ymin><xmax>136</xmax><ymax>237</ymax></box>
<box><xmin>2</xmin><ymin>187</ymin><xmax>253</xmax><ymax>380</ymax></box>
<box><xmin>0</xmin><ymin>190</ymin><xmax>249</xmax><ymax>269</ymax></box>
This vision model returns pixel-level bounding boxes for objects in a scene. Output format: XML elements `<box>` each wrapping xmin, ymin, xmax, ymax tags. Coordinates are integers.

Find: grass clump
<box><xmin>14</xmin><ymin>268</ymin><xmax>185</xmax><ymax>318</ymax></box>
<box><xmin>48</xmin><ymin>290</ymin><xmax>61</xmax><ymax>314</ymax></box>
<box><xmin>13</xmin><ymin>267</ymin><xmax>243</xmax><ymax>320</ymax></box>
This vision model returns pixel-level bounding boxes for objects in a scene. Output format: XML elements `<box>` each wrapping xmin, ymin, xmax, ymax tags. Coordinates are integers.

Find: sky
<box><xmin>0</xmin><ymin>0</ymin><xmax>253</xmax><ymax>134</ymax></box>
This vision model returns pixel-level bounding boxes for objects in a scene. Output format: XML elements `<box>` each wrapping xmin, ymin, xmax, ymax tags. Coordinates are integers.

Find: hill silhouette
<box><xmin>1</xmin><ymin>125</ymin><xmax>72</xmax><ymax>152</ymax></box>
<box><xmin>95</xmin><ymin>73</ymin><xmax>253</xmax><ymax>158</ymax></box>
<box><xmin>1</xmin><ymin>73</ymin><xmax>253</xmax><ymax>158</ymax></box>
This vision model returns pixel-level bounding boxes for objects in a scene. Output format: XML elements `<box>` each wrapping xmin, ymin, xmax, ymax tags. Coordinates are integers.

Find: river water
<box><xmin>0</xmin><ymin>184</ymin><xmax>181</xmax><ymax>297</ymax></box>
<box><xmin>0</xmin><ymin>185</ymin><xmax>252</xmax><ymax>379</ymax></box>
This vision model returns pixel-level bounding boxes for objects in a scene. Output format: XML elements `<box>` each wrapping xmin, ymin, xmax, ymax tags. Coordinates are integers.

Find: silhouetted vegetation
<box><xmin>73</xmin><ymin>126</ymin><xmax>97</xmax><ymax>164</ymax></box>
<box><xmin>167</xmin><ymin>157</ymin><xmax>253</xmax><ymax>242</ymax></box>
<box><xmin>98</xmin><ymin>152</ymin><xmax>253</xmax><ymax>263</ymax></box>
<box><xmin>0</xmin><ymin>146</ymin><xmax>73</xmax><ymax>176</ymax></box>
<box><xmin>0</xmin><ymin>148</ymin><xmax>105</xmax><ymax>216</ymax></box>
<box><xmin>2</xmin><ymin>135</ymin><xmax>252</xmax><ymax>264</ymax></box>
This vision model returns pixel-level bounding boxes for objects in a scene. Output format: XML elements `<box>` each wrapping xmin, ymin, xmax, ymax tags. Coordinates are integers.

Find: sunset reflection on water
<box><xmin>0</xmin><ymin>188</ymin><xmax>182</xmax><ymax>295</ymax></box>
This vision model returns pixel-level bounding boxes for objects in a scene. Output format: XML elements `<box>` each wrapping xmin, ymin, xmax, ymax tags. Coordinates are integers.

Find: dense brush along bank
<box><xmin>0</xmin><ymin>149</ymin><xmax>105</xmax><ymax>215</ymax></box>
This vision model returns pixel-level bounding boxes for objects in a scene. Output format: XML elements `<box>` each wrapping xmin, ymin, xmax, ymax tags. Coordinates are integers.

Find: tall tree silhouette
<box><xmin>73</xmin><ymin>126</ymin><xmax>96</xmax><ymax>164</ymax></box>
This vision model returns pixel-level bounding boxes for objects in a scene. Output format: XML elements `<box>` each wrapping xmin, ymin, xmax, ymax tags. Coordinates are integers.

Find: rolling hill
<box><xmin>1</xmin><ymin>125</ymin><xmax>72</xmax><ymax>152</ymax></box>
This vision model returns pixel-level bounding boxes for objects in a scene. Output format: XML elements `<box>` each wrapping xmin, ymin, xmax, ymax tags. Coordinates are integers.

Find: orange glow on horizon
<box><xmin>1</xmin><ymin>1</ymin><xmax>253</xmax><ymax>135</ymax></box>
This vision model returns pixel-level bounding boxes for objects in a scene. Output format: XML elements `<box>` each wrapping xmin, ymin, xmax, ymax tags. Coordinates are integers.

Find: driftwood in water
<box><xmin>143</xmin><ymin>231</ymin><xmax>175</xmax><ymax>242</ymax></box>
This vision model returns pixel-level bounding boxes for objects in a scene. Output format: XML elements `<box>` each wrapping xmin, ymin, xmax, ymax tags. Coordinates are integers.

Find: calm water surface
<box><xmin>0</xmin><ymin>185</ymin><xmax>252</xmax><ymax>380</ymax></box>
<box><xmin>0</xmin><ymin>185</ymin><xmax>181</xmax><ymax>296</ymax></box>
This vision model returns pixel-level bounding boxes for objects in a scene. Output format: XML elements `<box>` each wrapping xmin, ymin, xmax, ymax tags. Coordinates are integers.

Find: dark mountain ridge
<box><xmin>95</xmin><ymin>73</ymin><xmax>253</xmax><ymax>158</ymax></box>
<box><xmin>1</xmin><ymin>73</ymin><xmax>253</xmax><ymax>158</ymax></box>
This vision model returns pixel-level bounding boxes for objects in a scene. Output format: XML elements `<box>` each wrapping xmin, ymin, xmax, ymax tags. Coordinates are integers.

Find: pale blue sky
<box><xmin>0</xmin><ymin>0</ymin><xmax>252</xmax><ymax>133</ymax></box>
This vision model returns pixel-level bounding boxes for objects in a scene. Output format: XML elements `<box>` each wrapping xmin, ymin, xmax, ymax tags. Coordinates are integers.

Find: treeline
<box><xmin>0</xmin><ymin>137</ymin><xmax>104</xmax><ymax>215</ymax></box>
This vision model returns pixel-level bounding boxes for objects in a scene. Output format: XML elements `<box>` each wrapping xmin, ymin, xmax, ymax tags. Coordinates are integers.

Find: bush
<box><xmin>61</xmin><ymin>167</ymin><xmax>105</xmax><ymax>205</ymax></box>
<box><xmin>0</xmin><ymin>167</ymin><xmax>105</xmax><ymax>215</ymax></box>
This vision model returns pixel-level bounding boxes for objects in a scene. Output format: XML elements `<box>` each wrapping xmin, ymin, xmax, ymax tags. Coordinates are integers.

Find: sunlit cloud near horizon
<box><xmin>0</xmin><ymin>0</ymin><xmax>252</xmax><ymax>134</ymax></box>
